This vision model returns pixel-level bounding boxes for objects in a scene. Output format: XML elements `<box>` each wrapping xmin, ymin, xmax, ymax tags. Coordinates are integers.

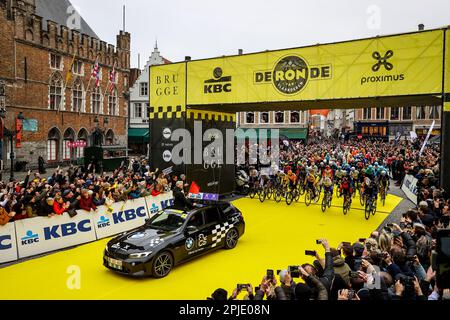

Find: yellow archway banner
<box><xmin>150</xmin><ymin>29</ymin><xmax>446</xmax><ymax>111</ymax></box>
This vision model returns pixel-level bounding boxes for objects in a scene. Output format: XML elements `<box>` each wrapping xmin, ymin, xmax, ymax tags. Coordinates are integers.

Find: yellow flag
<box><xmin>65</xmin><ymin>53</ymin><xmax>76</xmax><ymax>84</ymax></box>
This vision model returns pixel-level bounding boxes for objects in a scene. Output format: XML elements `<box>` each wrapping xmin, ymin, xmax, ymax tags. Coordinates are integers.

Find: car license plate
<box><xmin>107</xmin><ymin>257</ymin><xmax>123</xmax><ymax>270</ymax></box>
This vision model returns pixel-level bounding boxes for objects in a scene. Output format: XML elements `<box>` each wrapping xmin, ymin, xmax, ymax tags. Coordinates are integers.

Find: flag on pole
<box><xmin>419</xmin><ymin>120</ymin><xmax>435</xmax><ymax>156</ymax></box>
<box><xmin>92</xmin><ymin>56</ymin><xmax>101</xmax><ymax>87</ymax></box>
<box><xmin>109</xmin><ymin>62</ymin><xmax>116</xmax><ymax>93</ymax></box>
<box><xmin>65</xmin><ymin>52</ymin><xmax>76</xmax><ymax>85</ymax></box>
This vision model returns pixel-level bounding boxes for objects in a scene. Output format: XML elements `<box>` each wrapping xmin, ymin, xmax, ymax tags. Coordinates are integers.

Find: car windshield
<box><xmin>147</xmin><ymin>209</ymin><xmax>187</xmax><ymax>231</ymax></box>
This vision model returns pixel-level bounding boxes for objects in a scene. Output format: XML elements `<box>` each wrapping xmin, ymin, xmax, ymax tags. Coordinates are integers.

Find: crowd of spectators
<box><xmin>210</xmin><ymin>216</ymin><xmax>449</xmax><ymax>301</ymax></box>
<box><xmin>0</xmin><ymin>157</ymin><xmax>188</xmax><ymax>225</ymax></box>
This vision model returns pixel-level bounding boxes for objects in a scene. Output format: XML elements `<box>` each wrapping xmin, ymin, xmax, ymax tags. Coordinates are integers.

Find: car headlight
<box><xmin>129</xmin><ymin>251</ymin><xmax>152</xmax><ymax>259</ymax></box>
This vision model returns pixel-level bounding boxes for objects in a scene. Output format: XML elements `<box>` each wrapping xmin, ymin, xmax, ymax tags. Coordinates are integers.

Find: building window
<box><xmin>72</xmin><ymin>60</ymin><xmax>83</xmax><ymax>75</ymax></box>
<box><xmin>376</xmin><ymin>107</ymin><xmax>385</xmax><ymax>120</ymax></box>
<box><xmin>429</xmin><ymin>106</ymin><xmax>440</xmax><ymax>119</ymax></box>
<box><xmin>72</xmin><ymin>78</ymin><xmax>84</xmax><ymax>112</ymax></box>
<box><xmin>274</xmin><ymin>111</ymin><xmax>284</xmax><ymax>123</ymax></box>
<box><xmin>259</xmin><ymin>112</ymin><xmax>269</xmax><ymax>124</ymax></box>
<box><xmin>403</xmin><ymin>106</ymin><xmax>412</xmax><ymax>120</ymax></box>
<box><xmin>290</xmin><ymin>111</ymin><xmax>300</xmax><ymax>123</ymax></box>
<box><xmin>62</xmin><ymin>140</ymin><xmax>72</xmax><ymax>160</ymax></box>
<box><xmin>416</xmin><ymin>106</ymin><xmax>426</xmax><ymax>120</ymax></box>
<box><xmin>76</xmin><ymin>140</ymin><xmax>86</xmax><ymax>159</ymax></box>
<box><xmin>91</xmin><ymin>86</ymin><xmax>102</xmax><ymax>114</ymax></box>
<box><xmin>49</xmin><ymin>73</ymin><xmax>63</xmax><ymax>110</ymax></box>
<box><xmin>390</xmin><ymin>107</ymin><xmax>400</xmax><ymax>120</ymax></box>
<box><xmin>47</xmin><ymin>140</ymin><xmax>57</xmax><ymax>161</ymax></box>
<box><xmin>363</xmin><ymin>108</ymin><xmax>372</xmax><ymax>120</ymax></box>
<box><xmin>245</xmin><ymin>112</ymin><xmax>255</xmax><ymax>124</ymax></box>
<box><xmin>50</xmin><ymin>54</ymin><xmax>62</xmax><ymax>70</ymax></box>
<box><xmin>108</xmin><ymin>89</ymin><xmax>118</xmax><ymax>115</ymax></box>
<box><xmin>134</xmin><ymin>103</ymin><xmax>142</xmax><ymax>118</ymax></box>
<box><xmin>140</xmin><ymin>82</ymin><xmax>148</xmax><ymax>96</ymax></box>
<box><xmin>146</xmin><ymin>103</ymin><xmax>150</xmax><ymax>118</ymax></box>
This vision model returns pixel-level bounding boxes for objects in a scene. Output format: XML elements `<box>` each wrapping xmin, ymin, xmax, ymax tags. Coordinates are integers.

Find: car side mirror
<box><xmin>185</xmin><ymin>225</ymin><xmax>197</xmax><ymax>235</ymax></box>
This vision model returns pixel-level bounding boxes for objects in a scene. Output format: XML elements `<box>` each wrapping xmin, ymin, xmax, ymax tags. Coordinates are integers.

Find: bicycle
<box><xmin>343</xmin><ymin>192</ymin><xmax>352</xmax><ymax>215</ymax></box>
<box><xmin>286</xmin><ymin>186</ymin><xmax>300</xmax><ymax>205</ymax></box>
<box><xmin>364</xmin><ymin>194</ymin><xmax>377</xmax><ymax>220</ymax></box>
<box><xmin>379</xmin><ymin>183</ymin><xmax>388</xmax><ymax>206</ymax></box>
<box><xmin>359</xmin><ymin>184</ymin><xmax>366</xmax><ymax>206</ymax></box>
<box><xmin>321</xmin><ymin>189</ymin><xmax>332</xmax><ymax>212</ymax></box>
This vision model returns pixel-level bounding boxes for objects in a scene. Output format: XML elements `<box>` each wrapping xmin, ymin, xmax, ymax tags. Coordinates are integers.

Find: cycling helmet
<box><xmin>351</xmin><ymin>167</ymin><xmax>356</xmax><ymax>171</ymax></box>
<box><xmin>374</xmin><ymin>162</ymin><xmax>379</xmax><ymax>166</ymax></box>
<box><xmin>381</xmin><ymin>170</ymin><xmax>387</xmax><ymax>176</ymax></box>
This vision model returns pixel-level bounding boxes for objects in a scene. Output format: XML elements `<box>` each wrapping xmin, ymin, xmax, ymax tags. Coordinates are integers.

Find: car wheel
<box><xmin>224</xmin><ymin>228</ymin><xmax>239</xmax><ymax>249</ymax></box>
<box><xmin>152</xmin><ymin>251</ymin><xmax>173</xmax><ymax>278</ymax></box>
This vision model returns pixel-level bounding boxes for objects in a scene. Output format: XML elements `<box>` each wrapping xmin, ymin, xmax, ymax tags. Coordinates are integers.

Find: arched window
<box><xmin>76</xmin><ymin>128</ymin><xmax>89</xmax><ymax>159</ymax></box>
<box><xmin>63</xmin><ymin>128</ymin><xmax>75</xmax><ymax>160</ymax></box>
<box><xmin>49</xmin><ymin>73</ymin><xmax>63</xmax><ymax>110</ymax></box>
<box><xmin>108</xmin><ymin>89</ymin><xmax>118</xmax><ymax>116</ymax></box>
<box><xmin>47</xmin><ymin>127</ymin><xmax>61</xmax><ymax>162</ymax></box>
<box><xmin>105</xmin><ymin>129</ymin><xmax>114</xmax><ymax>145</ymax></box>
<box><xmin>91</xmin><ymin>86</ymin><xmax>102</xmax><ymax>114</ymax></box>
<box><xmin>72</xmin><ymin>78</ymin><xmax>84</xmax><ymax>112</ymax></box>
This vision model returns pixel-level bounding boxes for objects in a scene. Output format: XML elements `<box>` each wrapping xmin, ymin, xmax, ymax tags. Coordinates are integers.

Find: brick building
<box><xmin>0</xmin><ymin>0</ymin><xmax>130</xmax><ymax>170</ymax></box>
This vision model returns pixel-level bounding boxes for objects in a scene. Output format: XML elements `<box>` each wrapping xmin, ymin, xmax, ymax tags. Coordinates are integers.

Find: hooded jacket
<box><xmin>332</xmin><ymin>255</ymin><xmax>351</xmax><ymax>287</ymax></box>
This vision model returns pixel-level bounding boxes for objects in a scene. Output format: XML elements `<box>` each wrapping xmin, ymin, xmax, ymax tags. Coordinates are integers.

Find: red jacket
<box><xmin>79</xmin><ymin>196</ymin><xmax>97</xmax><ymax>211</ymax></box>
<box><xmin>53</xmin><ymin>202</ymin><xmax>66</xmax><ymax>215</ymax></box>
<box><xmin>151</xmin><ymin>189</ymin><xmax>161</xmax><ymax>197</ymax></box>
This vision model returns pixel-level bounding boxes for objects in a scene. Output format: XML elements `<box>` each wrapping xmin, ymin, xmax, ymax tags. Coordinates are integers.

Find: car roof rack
<box><xmin>187</xmin><ymin>193</ymin><xmax>228</xmax><ymax>206</ymax></box>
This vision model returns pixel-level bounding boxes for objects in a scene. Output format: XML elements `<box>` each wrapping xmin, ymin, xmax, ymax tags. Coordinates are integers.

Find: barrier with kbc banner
<box><xmin>14</xmin><ymin>212</ymin><xmax>97</xmax><ymax>259</ymax></box>
<box><xmin>1</xmin><ymin>193</ymin><xmax>174</xmax><ymax>262</ymax></box>
<box><xmin>0</xmin><ymin>222</ymin><xmax>18</xmax><ymax>263</ymax></box>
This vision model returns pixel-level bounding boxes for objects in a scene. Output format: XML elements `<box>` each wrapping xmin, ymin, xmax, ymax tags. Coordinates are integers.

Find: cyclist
<box><xmin>287</xmin><ymin>170</ymin><xmax>297</xmax><ymax>190</ymax></box>
<box><xmin>363</xmin><ymin>177</ymin><xmax>378</xmax><ymax>202</ymax></box>
<box><xmin>305</xmin><ymin>169</ymin><xmax>318</xmax><ymax>199</ymax></box>
<box><xmin>365</xmin><ymin>165</ymin><xmax>375</xmax><ymax>180</ymax></box>
<box><xmin>323</xmin><ymin>177</ymin><xmax>334</xmax><ymax>198</ymax></box>
<box><xmin>350</xmin><ymin>167</ymin><xmax>359</xmax><ymax>193</ymax></box>
<box><xmin>340</xmin><ymin>174</ymin><xmax>353</xmax><ymax>201</ymax></box>
<box><xmin>379</xmin><ymin>170</ymin><xmax>390</xmax><ymax>193</ymax></box>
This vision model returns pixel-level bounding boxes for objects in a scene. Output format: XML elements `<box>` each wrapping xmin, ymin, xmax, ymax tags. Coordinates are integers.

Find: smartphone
<box><xmin>288</xmin><ymin>265</ymin><xmax>300</xmax><ymax>278</ymax></box>
<box><xmin>237</xmin><ymin>284</ymin><xmax>248</xmax><ymax>291</ymax></box>
<box><xmin>316</xmin><ymin>239</ymin><xmax>322</xmax><ymax>245</ymax></box>
<box><xmin>276</xmin><ymin>270</ymin><xmax>281</xmax><ymax>275</ymax></box>
<box><xmin>266</xmin><ymin>269</ymin><xmax>274</xmax><ymax>280</ymax></box>
<box><xmin>358</xmin><ymin>238</ymin><xmax>366</xmax><ymax>243</ymax></box>
<box><xmin>347</xmin><ymin>289</ymin><xmax>356</xmax><ymax>300</ymax></box>
<box><xmin>305</xmin><ymin>250</ymin><xmax>317</xmax><ymax>256</ymax></box>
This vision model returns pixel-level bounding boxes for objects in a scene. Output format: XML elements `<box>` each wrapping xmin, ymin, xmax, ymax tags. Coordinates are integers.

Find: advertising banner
<box><xmin>149</xmin><ymin>62</ymin><xmax>186</xmax><ymax>113</ymax></box>
<box><xmin>401</xmin><ymin>174</ymin><xmax>418</xmax><ymax>204</ymax></box>
<box><xmin>150</xmin><ymin>30</ymin><xmax>444</xmax><ymax>108</ymax></box>
<box><xmin>144</xmin><ymin>192</ymin><xmax>175</xmax><ymax>219</ymax></box>
<box><xmin>15</xmin><ymin>213</ymin><xmax>96</xmax><ymax>259</ymax></box>
<box><xmin>91</xmin><ymin>197</ymin><xmax>148</xmax><ymax>240</ymax></box>
<box><xmin>445</xmin><ymin>29</ymin><xmax>450</xmax><ymax>112</ymax></box>
<box><xmin>0</xmin><ymin>222</ymin><xmax>18</xmax><ymax>263</ymax></box>
<box><xmin>185</xmin><ymin>30</ymin><xmax>443</xmax><ymax>105</ymax></box>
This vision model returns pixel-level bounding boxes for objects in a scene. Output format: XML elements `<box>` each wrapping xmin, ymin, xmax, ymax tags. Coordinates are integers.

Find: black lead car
<box><xmin>103</xmin><ymin>202</ymin><xmax>245</xmax><ymax>278</ymax></box>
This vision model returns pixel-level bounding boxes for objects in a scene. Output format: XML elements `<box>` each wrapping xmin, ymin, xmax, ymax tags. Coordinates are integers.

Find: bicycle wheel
<box><xmin>267</xmin><ymin>187</ymin><xmax>273</xmax><ymax>200</ymax></box>
<box><xmin>305</xmin><ymin>191</ymin><xmax>312</xmax><ymax>206</ymax></box>
<box><xmin>365</xmin><ymin>201</ymin><xmax>371</xmax><ymax>220</ymax></box>
<box><xmin>286</xmin><ymin>192</ymin><xmax>293</xmax><ymax>205</ymax></box>
<box><xmin>343</xmin><ymin>202</ymin><xmax>348</xmax><ymax>215</ymax></box>
<box><xmin>249</xmin><ymin>189</ymin><xmax>256</xmax><ymax>199</ymax></box>
<box><xmin>274</xmin><ymin>190</ymin><xmax>282</xmax><ymax>203</ymax></box>
<box><xmin>258</xmin><ymin>188</ymin><xmax>266</xmax><ymax>203</ymax></box>
<box><xmin>372</xmin><ymin>202</ymin><xmax>377</xmax><ymax>215</ymax></box>
<box><xmin>294</xmin><ymin>189</ymin><xmax>300</xmax><ymax>202</ymax></box>
<box><xmin>299</xmin><ymin>184</ymin><xmax>306</xmax><ymax>195</ymax></box>
<box><xmin>321</xmin><ymin>197</ymin><xmax>327</xmax><ymax>212</ymax></box>
<box><xmin>360</xmin><ymin>194</ymin><xmax>365</xmax><ymax>206</ymax></box>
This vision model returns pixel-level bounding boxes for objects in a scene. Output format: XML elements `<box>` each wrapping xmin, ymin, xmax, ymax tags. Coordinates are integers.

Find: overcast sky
<box><xmin>69</xmin><ymin>0</ymin><xmax>450</xmax><ymax>68</ymax></box>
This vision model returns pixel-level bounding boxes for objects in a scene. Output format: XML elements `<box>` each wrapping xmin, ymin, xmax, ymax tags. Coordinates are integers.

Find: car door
<box><xmin>177</xmin><ymin>211</ymin><xmax>208</xmax><ymax>261</ymax></box>
<box><xmin>203</xmin><ymin>207</ymin><xmax>224</xmax><ymax>250</ymax></box>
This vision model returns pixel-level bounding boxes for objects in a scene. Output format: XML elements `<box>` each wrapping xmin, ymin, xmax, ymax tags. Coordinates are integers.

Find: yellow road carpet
<box><xmin>0</xmin><ymin>193</ymin><xmax>402</xmax><ymax>300</ymax></box>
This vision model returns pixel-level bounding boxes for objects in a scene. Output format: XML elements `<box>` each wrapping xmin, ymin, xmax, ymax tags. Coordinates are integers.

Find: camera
<box><xmin>347</xmin><ymin>289</ymin><xmax>356</xmax><ymax>300</ymax></box>
<box><xmin>288</xmin><ymin>265</ymin><xmax>300</xmax><ymax>278</ymax></box>
<box><xmin>237</xmin><ymin>284</ymin><xmax>250</xmax><ymax>291</ymax></box>
<box><xmin>398</xmin><ymin>275</ymin><xmax>415</xmax><ymax>296</ymax></box>
<box><xmin>305</xmin><ymin>250</ymin><xmax>317</xmax><ymax>256</ymax></box>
